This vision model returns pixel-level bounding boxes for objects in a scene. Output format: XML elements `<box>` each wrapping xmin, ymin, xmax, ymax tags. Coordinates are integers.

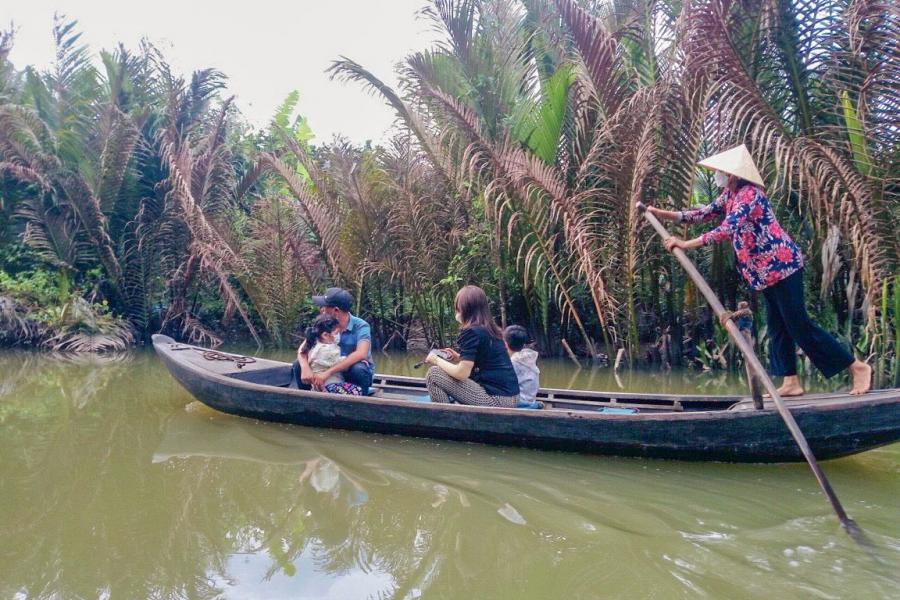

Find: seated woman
<box><xmin>425</xmin><ymin>285</ymin><xmax>519</xmax><ymax>407</ymax></box>
<box><xmin>305</xmin><ymin>314</ymin><xmax>363</xmax><ymax>395</ymax></box>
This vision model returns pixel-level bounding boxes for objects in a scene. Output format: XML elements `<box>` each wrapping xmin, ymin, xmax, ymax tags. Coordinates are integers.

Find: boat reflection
<box><xmin>151</xmin><ymin>408</ymin><xmax>540</xmax><ymax>599</ymax></box>
<box><xmin>4</xmin><ymin>358</ymin><xmax>896</xmax><ymax>600</ymax></box>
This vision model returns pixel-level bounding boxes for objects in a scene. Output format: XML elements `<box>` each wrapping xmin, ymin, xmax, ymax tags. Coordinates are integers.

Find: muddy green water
<box><xmin>1</xmin><ymin>351</ymin><xmax>897</xmax><ymax>599</ymax></box>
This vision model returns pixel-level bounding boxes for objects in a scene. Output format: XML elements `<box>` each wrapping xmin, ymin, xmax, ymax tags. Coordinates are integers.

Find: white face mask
<box><xmin>454</xmin><ymin>311</ymin><xmax>463</xmax><ymax>324</ymax></box>
<box><xmin>714</xmin><ymin>171</ymin><xmax>729</xmax><ymax>188</ymax></box>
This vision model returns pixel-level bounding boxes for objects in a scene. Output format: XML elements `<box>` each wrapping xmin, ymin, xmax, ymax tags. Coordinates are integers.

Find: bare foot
<box><xmin>777</xmin><ymin>382</ymin><xmax>805</xmax><ymax>397</ymax></box>
<box><xmin>849</xmin><ymin>361</ymin><xmax>872</xmax><ymax>395</ymax></box>
<box><xmin>764</xmin><ymin>378</ymin><xmax>805</xmax><ymax>398</ymax></box>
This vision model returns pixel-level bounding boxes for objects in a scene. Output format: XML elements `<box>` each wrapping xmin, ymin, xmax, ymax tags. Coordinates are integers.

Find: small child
<box><xmin>305</xmin><ymin>314</ymin><xmax>363</xmax><ymax>396</ymax></box>
<box><xmin>503</xmin><ymin>325</ymin><xmax>542</xmax><ymax>409</ymax></box>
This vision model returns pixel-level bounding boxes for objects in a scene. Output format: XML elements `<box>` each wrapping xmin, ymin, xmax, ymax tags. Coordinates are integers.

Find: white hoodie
<box><xmin>510</xmin><ymin>348</ymin><xmax>540</xmax><ymax>404</ymax></box>
<box><xmin>308</xmin><ymin>341</ymin><xmax>344</xmax><ymax>386</ymax></box>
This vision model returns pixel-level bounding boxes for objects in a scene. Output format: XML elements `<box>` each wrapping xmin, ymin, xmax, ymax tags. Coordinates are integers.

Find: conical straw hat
<box><xmin>698</xmin><ymin>144</ymin><xmax>764</xmax><ymax>187</ymax></box>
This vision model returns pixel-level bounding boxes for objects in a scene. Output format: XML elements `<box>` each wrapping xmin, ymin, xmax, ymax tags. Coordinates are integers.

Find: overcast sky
<box><xmin>1</xmin><ymin>0</ymin><xmax>436</xmax><ymax>144</ymax></box>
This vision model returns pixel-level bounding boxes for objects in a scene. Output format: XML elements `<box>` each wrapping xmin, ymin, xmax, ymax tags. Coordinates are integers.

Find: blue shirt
<box><xmin>339</xmin><ymin>313</ymin><xmax>374</xmax><ymax>365</ymax></box>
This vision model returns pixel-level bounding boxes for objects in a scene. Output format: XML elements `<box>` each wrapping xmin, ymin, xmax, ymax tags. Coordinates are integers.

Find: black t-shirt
<box><xmin>457</xmin><ymin>326</ymin><xmax>520</xmax><ymax>397</ymax></box>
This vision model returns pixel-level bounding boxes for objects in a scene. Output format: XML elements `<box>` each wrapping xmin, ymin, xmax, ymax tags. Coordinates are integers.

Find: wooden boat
<box><xmin>153</xmin><ymin>334</ymin><xmax>900</xmax><ymax>463</ymax></box>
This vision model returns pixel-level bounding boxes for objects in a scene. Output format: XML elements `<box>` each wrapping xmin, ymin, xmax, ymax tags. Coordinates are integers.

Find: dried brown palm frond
<box><xmin>190</xmin><ymin>98</ymin><xmax>236</xmax><ymax>215</ymax></box>
<box><xmin>236</xmin><ymin>195</ymin><xmax>319</xmax><ymax>344</ymax></box>
<box><xmin>420</xmin><ymin>1</ymin><xmax>478</xmax><ymax>64</ymax></box>
<box><xmin>331</xmin><ymin>2</ymin><xmax>617</xmax><ymax>348</ymax></box>
<box><xmin>17</xmin><ymin>196</ymin><xmax>94</xmax><ymax>270</ymax></box>
<box><xmin>256</xmin><ymin>152</ymin><xmax>349</xmax><ymax>282</ymax></box>
<box><xmin>319</xmin><ymin>142</ymin><xmax>387</xmax><ymax>271</ymax></box>
<box><xmin>42</xmin><ymin>296</ymin><xmax>134</xmax><ymax>353</ymax></box>
<box><xmin>158</xmin><ymin>253</ymin><xmax>223</xmax><ymax>348</ymax></box>
<box><xmin>0</xmin><ymin>295</ymin><xmax>40</xmax><ymax>345</ymax></box>
<box><xmin>154</xmin><ymin>71</ymin><xmax>262</xmax><ymax>347</ymax></box>
<box><xmin>654</xmin><ymin>72</ymin><xmax>711</xmax><ymax>209</ymax></box>
<box><xmin>353</xmin><ymin>136</ymin><xmax>462</xmax><ymax>306</ymax></box>
<box><xmin>14</xmin><ymin>18</ymin><xmax>126</xmax><ymax>283</ymax></box>
<box><xmin>685</xmin><ymin>0</ymin><xmax>898</xmax><ymax>314</ymax></box>
<box><xmin>0</xmin><ymin>103</ymin><xmax>61</xmax><ymax>194</ymax></box>
<box><xmin>586</xmin><ymin>86</ymin><xmax>668</xmax><ymax>350</ymax></box>
<box><xmin>550</xmin><ymin>0</ymin><xmax>716</xmax><ymax>351</ymax></box>
<box><xmin>552</xmin><ymin>0</ymin><xmax>633</xmax><ymax>115</ymax></box>
<box><xmin>0</xmin><ymin>116</ymin><xmax>129</xmax><ymax>293</ymax></box>
<box><xmin>420</xmin><ymin>0</ymin><xmax>536</xmax><ymax>130</ymax></box>
<box><xmin>165</xmin><ymin>310</ymin><xmax>222</xmax><ymax>348</ymax></box>
<box><xmin>327</xmin><ymin>57</ymin><xmax>461</xmax><ymax>189</ymax></box>
<box><xmin>3</xmin><ymin>38</ymin><xmax>155</xmax><ymax>332</ymax></box>
<box><xmin>417</xmin><ymin>80</ymin><xmax>607</xmax><ymax>346</ymax></box>
<box><xmin>650</xmin><ymin>0</ymin><xmax>716</xmax><ymax>210</ymax></box>
<box><xmin>234</xmin><ymin>157</ymin><xmax>270</xmax><ymax>203</ymax></box>
<box><xmin>91</xmin><ymin>99</ymin><xmax>141</xmax><ymax>215</ymax></box>
<box><xmin>56</xmin><ymin>173</ymin><xmax>123</xmax><ymax>281</ymax></box>
<box><xmin>838</xmin><ymin>0</ymin><xmax>899</xmax><ymax>165</ymax></box>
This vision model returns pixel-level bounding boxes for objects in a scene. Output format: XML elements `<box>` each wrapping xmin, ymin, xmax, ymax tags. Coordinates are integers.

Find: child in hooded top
<box><xmin>503</xmin><ymin>325</ymin><xmax>543</xmax><ymax>409</ymax></box>
<box><xmin>305</xmin><ymin>314</ymin><xmax>363</xmax><ymax>396</ymax></box>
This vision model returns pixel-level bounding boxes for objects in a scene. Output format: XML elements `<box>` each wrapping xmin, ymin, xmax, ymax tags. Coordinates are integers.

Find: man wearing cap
<box><xmin>292</xmin><ymin>287</ymin><xmax>375</xmax><ymax>395</ymax></box>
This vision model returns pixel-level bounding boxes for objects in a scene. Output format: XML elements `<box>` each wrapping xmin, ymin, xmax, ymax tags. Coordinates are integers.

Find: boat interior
<box><xmin>221</xmin><ymin>362</ymin><xmax>884</xmax><ymax>415</ymax></box>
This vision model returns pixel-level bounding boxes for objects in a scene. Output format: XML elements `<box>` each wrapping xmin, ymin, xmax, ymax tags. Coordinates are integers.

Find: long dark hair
<box><xmin>304</xmin><ymin>314</ymin><xmax>339</xmax><ymax>351</ymax></box>
<box><xmin>455</xmin><ymin>285</ymin><xmax>503</xmax><ymax>338</ymax></box>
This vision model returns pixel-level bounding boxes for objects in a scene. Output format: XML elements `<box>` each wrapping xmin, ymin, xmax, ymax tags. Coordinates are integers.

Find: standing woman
<box><xmin>647</xmin><ymin>144</ymin><xmax>871</xmax><ymax>396</ymax></box>
<box><xmin>425</xmin><ymin>285</ymin><xmax>520</xmax><ymax>406</ymax></box>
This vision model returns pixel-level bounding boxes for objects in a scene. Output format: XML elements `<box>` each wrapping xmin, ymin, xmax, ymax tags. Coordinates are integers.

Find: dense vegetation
<box><xmin>0</xmin><ymin>1</ymin><xmax>897</xmax><ymax>385</ymax></box>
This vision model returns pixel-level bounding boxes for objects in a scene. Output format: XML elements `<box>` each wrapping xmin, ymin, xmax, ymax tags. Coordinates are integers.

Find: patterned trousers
<box><xmin>425</xmin><ymin>366</ymin><xmax>517</xmax><ymax>407</ymax></box>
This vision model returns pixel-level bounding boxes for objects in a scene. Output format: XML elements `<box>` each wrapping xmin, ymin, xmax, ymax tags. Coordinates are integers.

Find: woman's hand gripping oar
<box><xmin>637</xmin><ymin>201</ymin><xmax>869</xmax><ymax>546</ymax></box>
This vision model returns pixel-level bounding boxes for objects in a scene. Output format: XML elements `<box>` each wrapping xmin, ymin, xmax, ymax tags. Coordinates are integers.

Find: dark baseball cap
<box><xmin>311</xmin><ymin>287</ymin><xmax>353</xmax><ymax>312</ymax></box>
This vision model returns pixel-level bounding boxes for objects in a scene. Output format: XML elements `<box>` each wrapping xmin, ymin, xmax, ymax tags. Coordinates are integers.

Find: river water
<box><xmin>1</xmin><ymin>350</ymin><xmax>897</xmax><ymax>599</ymax></box>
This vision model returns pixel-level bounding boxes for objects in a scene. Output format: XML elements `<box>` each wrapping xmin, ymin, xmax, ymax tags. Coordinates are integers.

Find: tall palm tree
<box><xmin>682</xmin><ymin>0</ymin><xmax>898</xmax><ymax>317</ymax></box>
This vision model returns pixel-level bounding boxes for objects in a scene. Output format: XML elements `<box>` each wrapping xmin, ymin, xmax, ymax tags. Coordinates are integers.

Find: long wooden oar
<box><xmin>637</xmin><ymin>202</ymin><xmax>865</xmax><ymax>543</ymax></box>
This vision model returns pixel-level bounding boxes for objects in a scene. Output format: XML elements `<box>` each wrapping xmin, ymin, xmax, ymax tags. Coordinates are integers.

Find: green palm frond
<box><xmin>510</xmin><ymin>63</ymin><xmax>574</xmax><ymax>164</ymax></box>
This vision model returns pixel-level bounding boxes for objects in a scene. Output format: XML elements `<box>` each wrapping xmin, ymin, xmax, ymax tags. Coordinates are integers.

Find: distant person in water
<box><xmin>303</xmin><ymin>313</ymin><xmax>363</xmax><ymax>396</ymax></box>
<box><xmin>504</xmin><ymin>325</ymin><xmax>543</xmax><ymax>409</ymax></box>
<box><xmin>647</xmin><ymin>144</ymin><xmax>871</xmax><ymax>396</ymax></box>
<box><xmin>424</xmin><ymin>285</ymin><xmax>520</xmax><ymax>406</ymax></box>
<box><xmin>293</xmin><ymin>287</ymin><xmax>374</xmax><ymax>395</ymax></box>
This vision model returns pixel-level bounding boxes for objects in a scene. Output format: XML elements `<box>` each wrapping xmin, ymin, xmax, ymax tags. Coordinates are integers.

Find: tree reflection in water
<box><xmin>1</xmin><ymin>354</ymin><xmax>541</xmax><ymax>600</ymax></box>
<box><xmin>152</xmin><ymin>411</ymin><xmax>537</xmax><ymax>598</ymax></box>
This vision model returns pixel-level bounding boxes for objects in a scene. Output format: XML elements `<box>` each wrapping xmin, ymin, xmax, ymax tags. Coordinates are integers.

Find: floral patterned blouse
<box><xmin>678</xmin><ymin>184</ymin><xmax>803</xmax><ymax>290</ymax></box>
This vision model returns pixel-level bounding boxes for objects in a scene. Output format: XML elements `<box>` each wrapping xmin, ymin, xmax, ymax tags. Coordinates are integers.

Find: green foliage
<box><xmin>0</xmin><ymin>242</ymin><xmax>40</xmax><ymax>274</ymax></box>
<box><xmin>280</xmin><ymin>93</ymin><xmax>315</xmax><ymax>145</ymax></box>
<box><xmin>0</xmin><ymin>2</ymin><xmax>896</xmax><ymax>378</ymax></box>
<box><xmin>0</xmin><ymin>269</ymin><xmax>60</xmax><ymax>308</ymax></box>
<box><xmin>510</xmin><ymin>64</ymin><xmax>573</xmax><ymax>164</ymax></box>
<box><xmin>0</xmin><ymin>268</ymin><xmax>132</xmax><ymax>350</ymax></box>
<box><xmin>840</xmin><ymin>91</ymin><xmax>871</xmax><ymax>177</ymax></box>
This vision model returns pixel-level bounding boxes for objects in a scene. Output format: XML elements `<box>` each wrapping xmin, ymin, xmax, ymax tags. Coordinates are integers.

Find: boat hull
<box><xmin>153</xmin><ymin>335</ymin><xmax>900</xmax><ymax>462</ymax></box>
